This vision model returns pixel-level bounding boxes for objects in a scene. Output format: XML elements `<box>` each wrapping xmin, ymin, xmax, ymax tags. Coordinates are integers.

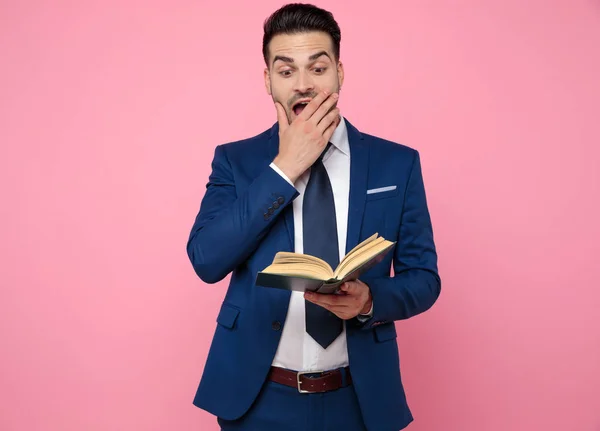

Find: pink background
<box><xmin>1</xmin><ymin>1</ymin><xmax>599</xmax><ymax>430</ymax></box>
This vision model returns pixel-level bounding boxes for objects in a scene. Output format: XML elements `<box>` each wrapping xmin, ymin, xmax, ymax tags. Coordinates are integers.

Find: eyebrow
<box><xmin>272</xmin><ymin>50</ymin><xmax>331</xmax><ymax>67</ymax></box>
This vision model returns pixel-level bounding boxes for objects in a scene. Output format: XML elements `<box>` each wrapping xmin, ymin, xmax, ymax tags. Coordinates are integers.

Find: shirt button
<box><xmin>268</xmin><ymin>207</ymin><xmax>274</xmax><ymax>215</ymax></box>
<box><xmin>277</xmin><ymin>197</ymin><xmax>284</xmax><ymax>204</ymax></box>
<box><xmin>273</xmin><ymin>202</ymin><xmax>280</xmax><ymax>209</ymax></box>
<box><xmin>272</xmin><ymin>321</ymin><xmax>282</xmax><ymax>331</ymax></box>
<box><xmin>263</xmin><ymin>213</ymin><xmax>269</xmax><ymax>220</ymax></box>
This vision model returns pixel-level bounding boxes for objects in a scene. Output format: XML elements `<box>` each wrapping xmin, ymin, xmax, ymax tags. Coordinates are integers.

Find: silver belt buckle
<box><xmin>296</xmin><ymin>370</ymin><xmax>323</xmax><ymax>393</ymax></box>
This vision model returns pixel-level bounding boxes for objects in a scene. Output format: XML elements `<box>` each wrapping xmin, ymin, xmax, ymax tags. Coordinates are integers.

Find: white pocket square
<box><xmin>366</xmin><ymin>185</ymin><xmax>397</xmax><ymax>195</ymax></box>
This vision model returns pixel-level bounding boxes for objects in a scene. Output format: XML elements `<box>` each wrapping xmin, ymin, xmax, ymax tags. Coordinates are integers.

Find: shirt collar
<box><xmin>327</xmin><ymin>115</ymin><xmax>350</xmax><ymax>157</ymax></box>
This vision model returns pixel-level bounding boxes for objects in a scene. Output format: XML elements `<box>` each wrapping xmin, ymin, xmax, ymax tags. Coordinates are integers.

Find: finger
<box><xmin>305</xmin><ymin>291</ymin><xmax>331</xmax><ymax>305</ymax></box>
<box><xmin>322</xmin><ymin>113</ymin><xmax>341</xmax><ymax>143</ymax></box>
<box><xmin>307</xmin><ymin>298</ymin><xmax>352</xmax><ymax>312</ymax></box>
<box><xmin>306</xmin><ymin>292</ymin><xmax>351</xmax><ymax>307</ymax></box>
<box><xmin>309</xmin><ymin>93</ymin><xmax>339</xmax><ymax>126</ymax></box>
<box><xmin>275</xmin><ymin>102</ymin><xmax>289</xmax><ymax>132</ymax></box>
<box><xmin>324</xmin><ymin>304</ymin><xmax>356</xmax><ymax>321</ymax></box>
<box><xmin>317</xmin><ymin>108</ymin><xmax>340</xmax><ymax>134</ymax></box>
<box><xmin>298</xmin><ymin>89</ymin><xmax>330</xmax><ymax>121</ymax></box>
<box><xmin>339</xmin><ymin>281</ymin><xmax>360</xmax><ymax>294</ymax></box>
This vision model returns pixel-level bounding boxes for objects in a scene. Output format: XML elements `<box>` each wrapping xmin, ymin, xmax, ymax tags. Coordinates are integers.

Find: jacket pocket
<box><xmin>365</xmin><ymin>186</ymin><xmax>399</xmax><ymax>202</ymax></box>
<box><xmin>374</xmin><ymin>322</ymin><xmax>397</xmax><ymax>342</ymax></box>
<box><xmin>216</xmin><ymin>303</ymin><xmax>240</xmax><ymax>329</ymax></box>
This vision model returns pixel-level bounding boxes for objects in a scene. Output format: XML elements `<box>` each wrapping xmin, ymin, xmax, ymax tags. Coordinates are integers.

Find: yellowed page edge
<box><xmin>261</xmin><ymin>263</ymin><xmax>330</xmax><ymax>280</ymax></box>
<box><xmin>337</xmin><ymin>233</ymin><xmax>379</xmax><ymax>271</ymax></box>
<box><xmin>333</xmin><ymin>238</ymin><xmax>382</xmax><ymax>278</ymax></box>
<box><xmin>333</xmin><ymin>238</ymin><xmax>392</xmax><ymax>279</ymax></box>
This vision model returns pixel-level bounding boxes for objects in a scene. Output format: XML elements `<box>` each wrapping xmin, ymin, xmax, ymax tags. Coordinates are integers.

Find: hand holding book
<box><xmin>304</xmin><ymin>279</ymin><xmax>373</xmax><ymax>320</ymax></box>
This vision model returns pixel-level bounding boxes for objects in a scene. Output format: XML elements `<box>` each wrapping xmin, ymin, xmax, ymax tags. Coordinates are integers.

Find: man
<box><xmin>186</xmin><ymin>4</ymin><xmax>441</xmax><ymax>430</ymax></box>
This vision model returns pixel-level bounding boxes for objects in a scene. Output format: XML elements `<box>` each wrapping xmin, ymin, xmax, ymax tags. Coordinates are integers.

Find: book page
<box><xmin>333</xmin><ymin>237</ymin><xmax>393</xmax><ymax>279</ymax></box>
<box><xmin>341</xmin><ymin>233</ymin><xmax>379</xmax><ymax>266</ymax></box>
<box><xmin>333</xmin><ymin>237</ymin><xmax>384</xmax><ymax>278</ymax></box>
<box><xmin>261</xmin><ymin>262</ymin><xmax>332</xmax><ymax>280</ymax></box>
<box><xmin>272</xmin><ymin>252</ymin><xmax>332</xmax><ymax>273</ymax></box>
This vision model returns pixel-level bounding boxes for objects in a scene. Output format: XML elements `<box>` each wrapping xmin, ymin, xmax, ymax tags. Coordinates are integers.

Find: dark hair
<box><xmin>262</xmin><ymin>3</ymin><xmax>341</xmax><ymax>66</ymax></box>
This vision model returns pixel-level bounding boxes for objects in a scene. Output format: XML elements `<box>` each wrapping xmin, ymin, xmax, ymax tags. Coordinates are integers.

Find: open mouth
<box><xmin>292</xmin><ymin>100</ymin><xmax>311</xmax><ymax>116</ymax></box>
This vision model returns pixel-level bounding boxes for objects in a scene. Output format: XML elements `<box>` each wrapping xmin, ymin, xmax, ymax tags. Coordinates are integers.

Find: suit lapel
<box><xmin>268</xmin><ymin>123</ymin><xmax>295</xmax><ymax>251</ymax></box>
<box><xmin>344</xmin><ymin>119</ymin><xmax>369</xmax><ymax>254</ymax></box>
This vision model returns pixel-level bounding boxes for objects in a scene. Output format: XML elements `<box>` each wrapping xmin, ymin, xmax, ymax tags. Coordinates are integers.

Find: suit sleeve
<box><xmin>360</xmin><ymin>150</ymin><xmax>441</xmax><ymax>327</ymax></box>
<box><xmin>186</xmin><ymin>145</ymin><xmax>299</xmax><ymax>284</ymax></box>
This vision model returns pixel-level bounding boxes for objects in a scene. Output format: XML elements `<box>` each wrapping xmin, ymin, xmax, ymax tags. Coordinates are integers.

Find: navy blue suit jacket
<box><xmin>186</xmin><ymin>118</ymin><xmax>441</xmax><ymax>431</ymax></box>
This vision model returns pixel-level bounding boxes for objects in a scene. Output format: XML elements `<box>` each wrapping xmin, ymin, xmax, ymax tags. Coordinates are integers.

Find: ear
<box><xmin>264</xmin><ymin>67</ymin><xmax>272</xmax><ymax>95</ymax></box>
<box><xmin>337</xmin><ymin>61</ymin><xmax>344</xmax><ymax>88</ymax></box>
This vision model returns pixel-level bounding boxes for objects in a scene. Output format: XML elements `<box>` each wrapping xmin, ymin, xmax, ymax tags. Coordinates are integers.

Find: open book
<box><xmin>255</xmin><ymin>233</ymin><xmax>395</xmax><ymax>294</ymax></box>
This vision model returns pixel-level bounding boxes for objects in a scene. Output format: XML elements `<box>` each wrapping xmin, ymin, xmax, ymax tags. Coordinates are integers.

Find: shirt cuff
<box><xmin>270</xmin><ymin>162</ymin><xmax>294</xmax><ymax>186</ymax></box>
<box><xmin>356</xmin><ymin>302</ymin><xmax>374</xmax><ymax>322</ymax></box>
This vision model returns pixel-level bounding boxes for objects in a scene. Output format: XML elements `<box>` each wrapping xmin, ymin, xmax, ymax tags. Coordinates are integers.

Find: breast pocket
<box><xmin>366</xmin><ymin>185</ymin><xmax>399</xmax><ymax>202</ymax></box>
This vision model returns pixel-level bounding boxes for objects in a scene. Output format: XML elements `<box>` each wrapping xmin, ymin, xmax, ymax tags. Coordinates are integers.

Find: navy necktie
<box><xmin>303</xmin><ymin>143</ymin><xmax>343</xmax><ymax>348</ymax></box>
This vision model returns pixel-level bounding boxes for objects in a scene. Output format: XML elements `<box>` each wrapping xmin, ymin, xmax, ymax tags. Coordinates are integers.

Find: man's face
<box><xmin>264</xmin><ymin>31</ymin><xmax>344</xmax><ymax>124</ymax></box>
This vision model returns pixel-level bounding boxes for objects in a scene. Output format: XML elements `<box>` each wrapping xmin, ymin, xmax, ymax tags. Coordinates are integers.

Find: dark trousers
<box><xmin>218</xmin><ymin>378</ymin><xmax>368</xmax><ymax>431</ymax></box>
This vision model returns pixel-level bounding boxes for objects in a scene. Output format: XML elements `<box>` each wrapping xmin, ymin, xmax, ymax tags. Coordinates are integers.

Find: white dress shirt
<box><xmin>269</xmin><ymin>116</ymin><xmax>372</xmax><ymax>372</ymax></box>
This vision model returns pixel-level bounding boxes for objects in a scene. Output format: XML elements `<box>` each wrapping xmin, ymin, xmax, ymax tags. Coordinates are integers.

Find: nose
<box><xmin>293</xmin><ymin>69</ymin><xmax>315</xmax><ymax>94</ymax></box>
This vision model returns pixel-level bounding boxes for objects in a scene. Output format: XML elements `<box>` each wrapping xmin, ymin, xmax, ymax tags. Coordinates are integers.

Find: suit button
<box><xmin>273</xmin><ymin>202</ymin><xmax>280</xmax><ymax>209</ymax></box>
<box><xmin>268</xmin><ymin>207</ymin><xmax>274</xmax><ymax>215</ymax></box>
<box><xmin>263</xmin><ymin>213</ymin><xmax>269</xmax><ymax>220</ymax></box>
<box><xmin>272</xmin><ymin>321</ymin><xmax>281</xmax><ymax>331</ymax></box>
<box><xmin>277</xmin><ymin>197</ymin><xmax>284</xmax><ymax>204</ymax></box>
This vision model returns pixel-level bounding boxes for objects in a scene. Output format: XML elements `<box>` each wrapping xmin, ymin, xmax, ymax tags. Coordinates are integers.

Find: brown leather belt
<box><xmin>268</xmin><ymin>366</ymin><xmax>352</xmax><ymax>393</ymax></box>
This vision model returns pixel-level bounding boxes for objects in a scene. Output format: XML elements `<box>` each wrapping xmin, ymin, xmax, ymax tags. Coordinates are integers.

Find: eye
<box><xmin>279</xmin><ymin>70</ymin><xmax>293</xmax><ymax>77</ymax></box>
<box><xmin>314</xmin><ymin>67</ymin><xmax>327</xmax><ymax>74</ymax></box>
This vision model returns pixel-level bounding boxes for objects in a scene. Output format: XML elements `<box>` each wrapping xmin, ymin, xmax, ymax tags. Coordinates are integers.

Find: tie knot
<box><xmin>317</xmin><ymin>142</ymin><xmax>332</xmax><ymax>163</ymax></box>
